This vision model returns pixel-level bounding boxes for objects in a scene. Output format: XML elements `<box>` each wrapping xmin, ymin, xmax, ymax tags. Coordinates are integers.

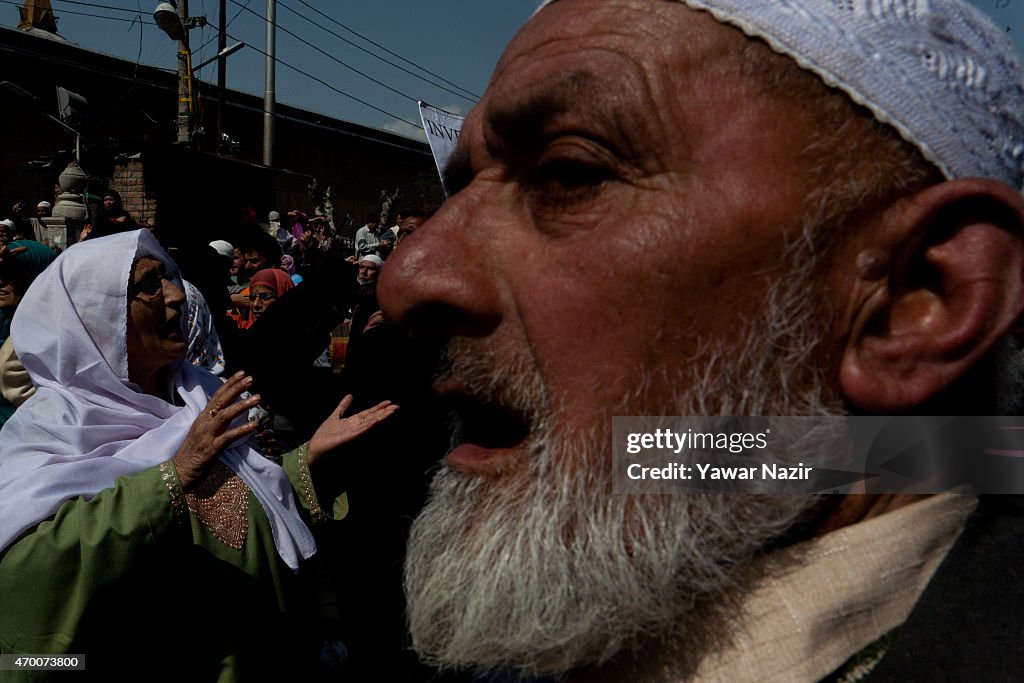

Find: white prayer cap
<box><xmin>268</xmin><ymin>210</ymin><xmax>280</xmax><ymax>221</ymax></box>
<box><xmin>208</xmin><ymin>239</ymin><xmax>234</xmax><ymax>258</ymax></box>
<box><xmin>359</xmin><ymin>255</ymin><xmax>384</xmax><ymax>267</ymax></box>
<box><xmin>535</xmin><ymin>0</ymin><xmax>1024</xmax><ymax>190</ymax></box>
<box><xmin>36</xmin><ymin>201</ymin><xmax>51</xmax><ymax>209</ymax></box>
<box><xmin>0</xmin><ymin>219</ymin><xmax>15</xmax><ymax>229</ymax></box>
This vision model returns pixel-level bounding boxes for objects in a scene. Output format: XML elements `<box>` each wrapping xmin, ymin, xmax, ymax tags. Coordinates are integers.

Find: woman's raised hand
<box><xmin>173</xmin><ymin>371</ymin><xmax>261</xmax><ymax>488</ymax></box>
<box><xmin>308</xmin><ymin>395</ymin><xmax>399</xmax><ymax>465</ymax></box>
<box><xmin>0</xmin><ymin>244</ymin><xmax>28</xmax><ymax>265</ymax></box>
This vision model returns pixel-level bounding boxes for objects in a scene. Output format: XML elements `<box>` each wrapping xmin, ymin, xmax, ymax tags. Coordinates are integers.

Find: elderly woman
<box><xmin>0</xmin><ymin>230</ymin><xmax>396</xmax><ymax>678</ymax></box>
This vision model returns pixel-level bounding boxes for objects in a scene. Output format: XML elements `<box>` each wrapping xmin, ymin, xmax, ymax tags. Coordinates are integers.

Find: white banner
<box><xmin>419</xmin><ymin>101</ymin><xmax>464</xmax><ymax>197</ymax></box>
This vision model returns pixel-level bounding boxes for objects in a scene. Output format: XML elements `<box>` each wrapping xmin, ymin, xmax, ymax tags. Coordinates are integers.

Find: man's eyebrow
<box><xmin>441</xmin><ymin>70</ymin><xmax>612</xmax><ymax>195</ymax></box>
<box><xmin>489</xmin><ymin>70</ymin><xmax>603</xmax><ymax>145</ymax></box>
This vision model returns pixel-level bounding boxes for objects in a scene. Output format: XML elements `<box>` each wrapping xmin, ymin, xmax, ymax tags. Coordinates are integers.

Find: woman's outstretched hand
<box><xmin>173</xmin><ymin>371</ymin><xmax>261</xmax><ymax>488</ymax></box>
<box><xmin>308</xmin><ymin>395</ymin><xmax>398</xmax><ymax>466</ymax></box>
<box><xmin>0</xmin><ymin>244</ymin><xmax>28</xmax><ymax>266</ymax></box>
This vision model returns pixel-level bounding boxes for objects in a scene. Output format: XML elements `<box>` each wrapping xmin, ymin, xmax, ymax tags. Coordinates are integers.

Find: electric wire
<box><xmin>2</xmin><ymin>0</ymin><xmax>139</xmax><ymax>23</ymax></box>
<box><xmin>294</xmin><ymin>0</ymin><xmax>479</xmax><ymax>99</ymax></box>
<box><xmin>17</xmin><ymin>1</ymin><xmax>424</xmax><ymax>131</ymax></box>
<box><xmin>54</xmin><ymin>0</ymin><xmax>145</xmax><ymax>14</ymax></box>
<box><xmin>276</xmin><ymin>0</ymin><xmax>476</xmax><ymax>103</ymax></box>
<box><xmin>228</xmin><ymin>0</ymin><xmax>422</xmax><ymax>106</ymax></box>
<box><xmin>194</xmin><ymin>0</ymin><xmax>252</xmax><ymax>53</ymax></box>
<box><xmin>227</xmin><ymin>30</ymin><xmax>422</xmax><ymax>130</ymax></box>
<box><xmin>92</xmin><ymin>9</ymin><xmax>146</xmax><ymax>128</ymax></box>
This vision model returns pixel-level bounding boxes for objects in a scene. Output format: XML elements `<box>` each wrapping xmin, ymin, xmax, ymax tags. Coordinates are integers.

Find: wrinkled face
<box><xmin>381</xmin><ymin>0</ymin><xmax>840</xmax><ymax>675</ymax></box>
<box><xmin>248</xmin><ymin>283</ymin><xmax>277</xmax><ymax>321</ymax></box>
<box><xmin>126</xmin><ymin>256</ymin><xmax>187</xmax><ymax>380</ymax></box>
<box><xmin>382</xmin><ymin>0</ymin><xmax>825</xmax><ymax>476</ymax></box>
<box><xmin>243</xmin><ymin>250</ymin><xmax>269</xmax><ymax>276</ymax></box>
<box><xmin>356</xmin><ymin>260</ymin><xmax>380</xmax><ymax>285</ymax></box>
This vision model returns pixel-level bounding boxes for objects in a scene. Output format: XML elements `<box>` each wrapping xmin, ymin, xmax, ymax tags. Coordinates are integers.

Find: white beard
<box><xmin>405</xmin><ymin>246</ymin><xmax>839</xmax><ymax>678</ymax></box>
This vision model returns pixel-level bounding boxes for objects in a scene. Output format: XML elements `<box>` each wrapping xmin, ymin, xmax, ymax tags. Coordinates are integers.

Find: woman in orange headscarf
<box><xmin>240</xmin><ymin>268</ymin><xmax>294</xmax><ymax>330</ymax></box>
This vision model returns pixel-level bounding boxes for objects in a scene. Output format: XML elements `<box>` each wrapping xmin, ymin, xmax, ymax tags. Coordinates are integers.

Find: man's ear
<box><xmin>840</xmin><ymin>178</ymin><xmax>1024</xmax><ymax>412</ymax></box>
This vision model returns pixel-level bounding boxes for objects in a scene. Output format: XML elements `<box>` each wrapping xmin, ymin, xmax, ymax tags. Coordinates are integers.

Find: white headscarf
<box><xmin>0</xmin><ymin>230</ymin><xmax>316</xmax><ymax>569</ymax></box>
<box><xmin>183</xmin><ymin>280</ymin><xmax>226</xmax><ymax>377</ymax></box>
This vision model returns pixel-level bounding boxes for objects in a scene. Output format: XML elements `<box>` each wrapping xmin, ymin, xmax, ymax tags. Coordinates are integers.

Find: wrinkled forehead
<box><xmin>492</xmin><ymin>0</ymin><xmax>736</xmax><ymax>94</ymax></box>
<box><xmin>249</xmin><ymin>283</ymin><xmax>278</xmax><ymax>294</ymax></box>
<box><xmin>131</xmin><ymin>255</ymin><xmax>163</xmax><ymax>274</ymax></box>
<box><xmin>523</xmin><ymin>0</ymin><xmax>1024</xmax><ymax>188</ymax></box>
<box><xmin>477</xmin><ymin>0</ymin><xmax>763</xmax><ymax>142</ymax></box>
<box><xmin>452</xmin><ymin>0</ymin><xmax>771</xmax><ymax>191</ymax></box>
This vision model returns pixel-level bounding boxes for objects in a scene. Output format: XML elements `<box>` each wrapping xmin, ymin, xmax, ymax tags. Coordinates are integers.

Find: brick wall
<box><xmin>110</xmin><ymin>158</ymin><xmax>156</xmax><ymax>226</ymax></box>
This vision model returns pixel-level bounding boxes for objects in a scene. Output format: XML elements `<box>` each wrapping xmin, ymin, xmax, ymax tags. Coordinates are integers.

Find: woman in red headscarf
<box><xmin>237</xmin><ymin>267</ymin><xmax>305</xmax><ymax>453</ymax></box>
<box><xmin>240</xmin><ymin>268</ymin><xmax>294</xmax><ymax>330</ymax></box>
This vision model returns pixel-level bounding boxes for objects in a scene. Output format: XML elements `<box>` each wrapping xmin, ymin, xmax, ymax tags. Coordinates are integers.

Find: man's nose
<box><xmin>379</xmin><ymin>196</ymin><xmax>502</xmax><ymax>341</ymax></box>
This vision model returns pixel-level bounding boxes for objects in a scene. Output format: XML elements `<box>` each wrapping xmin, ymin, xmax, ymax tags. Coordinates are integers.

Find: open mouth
<box><xmin>429</xmin><ymin>342</ymin><xmax>545</xmax><ymax>472</ymax></box>
<box><xmin>163</xmin><ymin>317</ymin><xmax>184</xmax><ymax>340</ymax></box>
<box><xmin>447</xmin><ymin>394</ymin><xmax>532</xmax><ymax>451</ymax></box>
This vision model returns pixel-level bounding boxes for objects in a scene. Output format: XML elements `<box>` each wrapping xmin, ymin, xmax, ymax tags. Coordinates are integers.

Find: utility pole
<box><xmin>263</xmin><ymin>0</ymin><xmax>275</xmax><ymax>167</ymax></box>
<box><xmin>216</xmin><ymin>0</ymin><xmax>226</xmax><ymax>153</ymax></box>
<box><xmin>176</xmin><ymin>0</ymin><xmax>194</xmax><ymax>144</ymax></box>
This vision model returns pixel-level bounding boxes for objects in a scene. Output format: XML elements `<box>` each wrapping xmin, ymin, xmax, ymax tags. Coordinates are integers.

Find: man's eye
<box><xmin>529</xmin><ymin>135</ymin><xmax>621</xmax><ymax>205</ymax></box>
<box><xmin>536</xmin><ymin>158</ymin><xmax>612</xmax><ymax>192</ymax></box>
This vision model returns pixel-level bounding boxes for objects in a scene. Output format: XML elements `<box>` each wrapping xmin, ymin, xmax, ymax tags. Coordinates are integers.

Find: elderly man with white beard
<box><xmin>378</xmin><ymin>0</ymin><xmax>1024</xmax><ymax>681</ymax></box>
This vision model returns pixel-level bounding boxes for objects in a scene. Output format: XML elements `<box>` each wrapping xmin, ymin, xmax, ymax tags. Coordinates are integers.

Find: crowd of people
<box><xmin>0</xmin><ymin>200</ymin><xmax>50</xmax><ymax>244</ymax></box>
<box><xmin>0</xmin><ymin>199</ymin><xmax>446</xmax><ymax>680</ymax></box>
<box><xmin>1</xmin><ymin>0</ymin><xmax>1023</xmax><ymax>681</ymax></box>
<box><xmin>0</xmin><ymin>190</ymin><xmax>144</xmax><ymax>249</ymax></box>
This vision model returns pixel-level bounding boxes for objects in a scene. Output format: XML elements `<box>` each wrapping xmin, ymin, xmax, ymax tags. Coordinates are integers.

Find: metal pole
<box><xmin>176</xmin><ymin>0</ymin><xmax>192</xmax><ymax>144</ymax></box>
<box><xmin>216</xmin><ymin>0</ymin><xmax>226</xmax><ymax>154</ymax></box>
<box><xmin>262</xmin><ymin>0</ymin><xmax>275</xmax><ymax>167</ymax></box>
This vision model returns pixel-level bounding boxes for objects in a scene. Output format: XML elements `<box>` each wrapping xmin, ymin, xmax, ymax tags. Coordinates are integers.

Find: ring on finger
<box><xmin>209</xmin><ymin>407</ymin><xmax>219</xmax><ymax>417</ymax></box>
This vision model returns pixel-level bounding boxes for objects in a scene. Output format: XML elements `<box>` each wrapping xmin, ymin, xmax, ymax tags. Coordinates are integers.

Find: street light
<box><xmin>152</xmin><ymin>1</ymin><xmax>207</xmax><ymax>144</ymax></box>
<box><xmin>152</xmin><ymin>2</ymin><xmax>185</xmax><ymax>41</ymax></box>
<box><xmin>193</xmin><ymin>42</ymin><xmax>245</xmax><ymax>72</ymax></box>
<box><xmin>153</xmin><ymin>2</ymin><xmax>207</xmax><ymax>40</ymax></box>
